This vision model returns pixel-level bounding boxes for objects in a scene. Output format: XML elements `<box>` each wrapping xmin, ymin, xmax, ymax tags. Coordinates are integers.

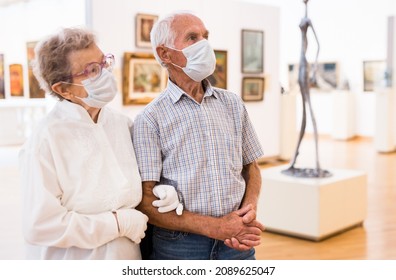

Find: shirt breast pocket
<box><xmin>161</xmin><ymin>139</ymin><xmax>177</xmax><ymax>156</ymax></box>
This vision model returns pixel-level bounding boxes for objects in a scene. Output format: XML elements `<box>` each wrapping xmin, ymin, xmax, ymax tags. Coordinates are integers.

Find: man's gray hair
<box><xmin>150</xmin><ymin>10</ymin><xmax>195</xmax><ymax>66</ymax></box>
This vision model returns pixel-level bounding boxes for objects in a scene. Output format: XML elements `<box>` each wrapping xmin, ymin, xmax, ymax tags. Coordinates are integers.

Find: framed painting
<box><xmin>0</xmin><ymin>54</ymin><xmax>4</xmax><ymax>99</ymax></box>
<box><xmin>9</xmin><ymin>64</ymin><xmax>24</xmax><ymax>97</ymax></box>
<box><xmin>135</xmin><ymin>13</ymin><xmax>158</xmax><ymax>48</ymax></box>
<box><xmin>122</xmin><ymin>52</ymin><xmax>167</xmax><ymax>105</ymax></box>
<box><xmin>363</xmin><ymin>60</ymin><xmax>386</xmax><ymax>92</ymax></box>
<box><xmin>241</xmin><ymin>29</ymin><xmax>264</xmax><ymax>74</ymax></box>
<box><xmin>27</xmin><ymin>41</ymin><xmax>45</xmax><ymax>98</ymax></box>
<box><xmin>207</xmin><ymin>50</ymin><xmax>227</xmax><ymax>89</ymax></box>
<box><xmin>242</xmin><ymin>77</ymin><xmax>265</xmax><ymax>102</ymax></box>
<box><xmin>314</xmin><ymin>62</ymin><xmax>338</xmax><ymax>91</ymax></box>
<box><xmin>288</xmin><ymin>63</ymin><xmax>299</xmax><ymax>92</ymax></box>
<box><xmin>288</xmin><ymin>62</ymin><xmax>338</xmax><ymax>92</ymax></box>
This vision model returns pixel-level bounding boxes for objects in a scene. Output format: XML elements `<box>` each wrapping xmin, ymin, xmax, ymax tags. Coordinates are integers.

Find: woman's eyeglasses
<box><xmin>65</xmin><ymin>53</ymin><xmax>115</xmax><ymax>82</ymax></box>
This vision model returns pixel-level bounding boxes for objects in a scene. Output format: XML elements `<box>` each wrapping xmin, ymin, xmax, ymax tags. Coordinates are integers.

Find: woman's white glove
<box><xmin>116</xmin><ymin>209</ymin><xmax>148</xmax><ymax>244</ymax></box>
<box><xmin>152</xmin><ymin>184</ymin><xmax>183</xmax><ymax>215</ymax></box>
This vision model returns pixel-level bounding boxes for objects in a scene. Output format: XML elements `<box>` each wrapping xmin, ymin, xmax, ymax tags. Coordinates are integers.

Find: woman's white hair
<box><xmin>32</xmin><ymin>27</ymin><xmax>96</xmax><ymax>100</ymax></box>
<box><xmin>150</xmin><ymin>10</ymin><xmax>196</xmax><ymax>66</ymax></box>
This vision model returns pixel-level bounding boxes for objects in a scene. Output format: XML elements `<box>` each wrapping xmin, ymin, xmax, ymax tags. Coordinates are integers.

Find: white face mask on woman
<box><xmin>167</xmin><ymin>39</ymin><xmax>216</xmax><ymax>82</ymax></box>
<box><xmin>67</xmin><ymin>68</ymin><xmax>117</xmax><ymax>108</ymax></box>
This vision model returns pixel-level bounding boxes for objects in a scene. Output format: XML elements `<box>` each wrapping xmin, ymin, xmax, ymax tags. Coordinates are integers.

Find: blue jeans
<box><xmin>150</xmin><ymin>226</ymin><xmax>256</xmax><ymax>260</ymax></box>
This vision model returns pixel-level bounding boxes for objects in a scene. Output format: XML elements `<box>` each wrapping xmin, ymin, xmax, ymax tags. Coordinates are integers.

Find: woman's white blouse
<box><xmin>19</xmin><ymin>101</ymin><xmax>143</xmax><ymax>259</ymax></box>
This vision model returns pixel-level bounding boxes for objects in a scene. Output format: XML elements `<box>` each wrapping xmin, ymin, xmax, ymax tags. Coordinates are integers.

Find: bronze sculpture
<box><xmin>282</xmin><ymin>0</ymin><xmax>331</xmax><ymax>178</ymax></box>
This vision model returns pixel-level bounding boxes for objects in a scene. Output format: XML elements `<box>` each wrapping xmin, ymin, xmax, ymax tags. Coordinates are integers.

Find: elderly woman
<box><xmin>19</xmin><ymin>27</ymin><xmax>180</xmax><ymax>260</ymax></box>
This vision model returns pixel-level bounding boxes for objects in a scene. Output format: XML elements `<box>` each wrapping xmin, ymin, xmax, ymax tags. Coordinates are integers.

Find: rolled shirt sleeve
<box><xmin>132</xmin><ymin>111</ymin><xmax>162</xmax><ymax>182</ymax></box>
<box><xmin>241</xmin><ymin>103</ymin><xmax>264</xmax><ymax>165</ymax></box>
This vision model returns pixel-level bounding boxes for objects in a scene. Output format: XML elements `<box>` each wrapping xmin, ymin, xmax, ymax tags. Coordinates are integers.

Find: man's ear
<box><xmin>157</xmin><ymin>45</ymin><xmax>171</xmax><ymax>64</ymax></box>
<box><xmin>51</xmin><ymin>82</ymin><xmax>72</xmax><ymax>100</ymax></box>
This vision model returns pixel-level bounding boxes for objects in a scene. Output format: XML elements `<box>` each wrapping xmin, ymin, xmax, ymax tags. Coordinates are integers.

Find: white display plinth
<box><xmin>375</xmin><ymin>88</ymin><xmax>396</xmax><ymax>152</ymax></box>
<box><xmin>0</xmin><ymin>99</ymin><xmax>48</xmax><ymax>146</ymax></box>
<box><xmin>280</xmin><ymin>92</ymin><xmax>297</xmax><ymax>161</ymax></box>
<box><xmin>257</xmin><ymin>165</ymin><xmax>367</xmax><ymax>241</ymax></box>
<box><xmin>332</xmin><ymin>90</ymin><xmax>356</xmax><ymax>140</ymax></box>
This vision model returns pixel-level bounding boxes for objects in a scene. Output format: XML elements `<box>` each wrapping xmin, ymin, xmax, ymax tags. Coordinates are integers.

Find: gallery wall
<box><xmin>2</xmin><ymin>0</ymin><xmax>396</xmax><ymax>149</ymax></box>
<box><xmin>0</xmin><ymin>0</ymin><xmax>87</xmax><ymax>144</ymax></box>
<box><xmin>0</xmin><ymin>0</ymin><xmax>281</xmax><ymax>157</ymax></box>
<box><xmin>245</xmin><ymin>0</ymin><xmax>396</xmax><ymax>137</ymax></box>
<box><xmin>86</xmin><ymin>0</ymin><xmax>281</xmax><ymax>158</ymax></box>
<box><xmin>0</xmin><ymin>0</ymin><xmax>86</xmax><ymax>100</ymax></box>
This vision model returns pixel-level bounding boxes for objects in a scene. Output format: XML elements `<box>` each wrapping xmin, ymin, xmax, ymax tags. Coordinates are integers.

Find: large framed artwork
<box><xmin>363</xmin><ymin>60</ymin><xmax>386</xmax><ymax>92</ymax></box>
<box><xmin>9</xmin><ymin>64</ymin><xmax>24</xmax><ymax>97</ymax></box>
<box><xmin>0</xmin><ymin>54</ymin><xmax>5</xmax><ymax>99</ymax></box>
<box><xmin>135</xmin><ymin>13</ymin><xmax>158</xmax><ymax>48</ymax></box>
<box><xmin>241</xmin><ymin>29</ymin><xmax>264</xmax><ymax>74</ymax></box>
<box><xmin>288</xmin><ymin>62</ymin><xmax>338</xmax><ymax>92</ymax></box>
<box><xmin>122</xmin><ymin>52</ymin><xmax>167</xmax><ymax>105</ymax></box>
<box><xmin>207</xmin><ymin>50</ymin><xmax>227</xmax><ymax>89</ymax></box>
<box><xmin>242</xmin><ymin>77</ymin><xmax>265</xmax><ymax>102</ymax></box>
<box><xmin>27</xmin><ymin>41</ymin><xmax>45</xmax><ymax>98</ymax></box>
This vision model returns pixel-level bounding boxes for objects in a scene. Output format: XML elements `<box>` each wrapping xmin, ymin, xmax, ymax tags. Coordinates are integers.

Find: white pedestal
<box><xmin>0</xmin><ymin>99</ymin><xmax>48</xmax><ymax>146</ymax></box>
<box><xmin>332</xmin><ymin>90</ymin><xmax>356</xmax><ymax>140</ymax></box>
<box><xmin>280</xmin><ymin>92</ymin><xmax>297</xmax><ymax>161</ymax></box>
<box><xmin>0</xmin><ymin>107</ymin><xmax>25</xmax><ymax>145</ymax></box>
<box><xmin>374</xmin><ymin>88</ymin><xmax>395</xmax><ymax>152</ymax></box>
<box><xmin>257</xmin><ymin>166</ymin><xmax>367</xmax><ymax>241</ymax></box>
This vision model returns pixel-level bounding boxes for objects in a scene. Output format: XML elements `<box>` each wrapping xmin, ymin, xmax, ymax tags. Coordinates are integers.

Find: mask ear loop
<box><xmin>171</xmin><ymin>62</ymin><xmax>184</xmax><ymax>69</ymax></box>
<box><xmin>60</xmin><ymin>81</ymin><xmax>84</xmax><ymax>87</ymax></box>
<box><xmin>164</xmin><ymin>46</ymin><xmax>185</xmax><ymax>69</ymax></box>
<box><xmin>165</xmin><ymin>45</ymin><xmax>182</xmax><ymax>52</ymax></box>
<box><xmin>59</xmin><ymin>81</ymin><xmax>88</xmax><ymax>104</ymax></box>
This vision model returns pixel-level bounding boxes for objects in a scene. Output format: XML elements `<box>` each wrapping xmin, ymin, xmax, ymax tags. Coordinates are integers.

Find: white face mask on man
<box><xmin>167</xmin><ymin>39</ymin><xmax>216</xmax><ymax>82</ymax></box>
<box><xmin>65</xmin><ymin>68</ymin><xmax>117</xmax><ymax>108</ymax></box>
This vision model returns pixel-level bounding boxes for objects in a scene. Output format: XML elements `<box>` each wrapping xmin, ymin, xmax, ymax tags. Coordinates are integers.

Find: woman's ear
<box><xmin>157</xmin><ymin>45</ymin><xmax>171</xmax><ymax>64</ymax></box>
<box><xmin>51</xmin><ymin>82</ymin><xmax>72</xmax><ymax>100</ymax></box>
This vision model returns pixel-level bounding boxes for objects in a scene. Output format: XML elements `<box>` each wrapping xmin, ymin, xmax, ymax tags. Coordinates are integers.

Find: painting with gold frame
<box><xmin>208</xmin><ymin>49</ymin><xmax>227</xmax><ymax>89</ymax></box>
<box><xmin>27</xmin><ymin>41</ymin><xmax>45</xmax><ymax>98</ymax></box>
<box><xmin>122</xmin><ymin>52</ymin><xmax>167</xmax><ymax>105</ymax></box>
<box><xmin>135</xmin><ymin>13</ymin><xmax>158</xmax><ymax>48</ymax></box>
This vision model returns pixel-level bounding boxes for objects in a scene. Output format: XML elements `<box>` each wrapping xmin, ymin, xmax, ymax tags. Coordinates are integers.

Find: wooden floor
<box><xmin>255</xmin><ymin>136</ymin><xmax>396</xmax><ymax>260</ymax></box>
<box><xmin>1</xmin><ymin>136</ymin><xmax>395</xmax><ymax>260</ymax></box>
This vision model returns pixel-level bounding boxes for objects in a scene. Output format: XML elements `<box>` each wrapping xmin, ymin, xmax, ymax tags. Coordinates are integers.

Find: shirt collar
<box><xmin>167</xmin><ymin>79</ymin><xmax>218</xmax><ymax>104</ymax></box>
<box><xmin>57</xmin><ymin>100</ymin><xmax>105</xmax><ymax>124</ymax></box>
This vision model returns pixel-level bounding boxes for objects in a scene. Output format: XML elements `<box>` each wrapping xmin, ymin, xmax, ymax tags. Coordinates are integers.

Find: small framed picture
<box><xmin>288</xmin><ymin>62</ymin><xmax>338</xmax><ymax>92</ymax></box>
<box><xmin>314</xmin><ymin>62</ymin><xmax>338</xmax><ymax>91</ymax></box>
<box><xmin>241</xmin><ymin>29</ymin><xmax>264</xmax><ymax>74</ymax></box>
<box><xmin>207</xmin><ymin>50</ymin><xmax>227</xmax><ymax>89</ymax></box>
<box><xmin>9</xmin><ymin>64</ymin><xmax>24</xmax><ymax>97</ymax></box>
<box><xmin>242</xmin><ymin>77</ymin><xmax>265</xmax><ymax>102</ymax></box>
<box><xmin>122</xmin><ymin>52</ymin><xmax>167</xmax><ymax>105</ymax></box>
<box><xmin>363</xmin><ymin>60</ymin><xmax>386</xmax><ymax>92</ymax></box>
<box><xmin>0</xmin><ymin>54</ymin><xmax>5</xmax><ymax>99</ymax></box>
<box><xmin>135</xmin><ymin>13</ymin><xmax>158</xmax><ymax>48</ymax></box>
<box><xmin>287</xmin><ymin>63</ymin><xmax>299</xmax><ymax>92</ymax></box>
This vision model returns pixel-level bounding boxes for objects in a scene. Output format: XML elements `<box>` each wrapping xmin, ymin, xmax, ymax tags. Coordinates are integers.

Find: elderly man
<box><xmin>133</xmin><ymin>11</ymin><xmax>265</xmax><ymax>260</ymax></box>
